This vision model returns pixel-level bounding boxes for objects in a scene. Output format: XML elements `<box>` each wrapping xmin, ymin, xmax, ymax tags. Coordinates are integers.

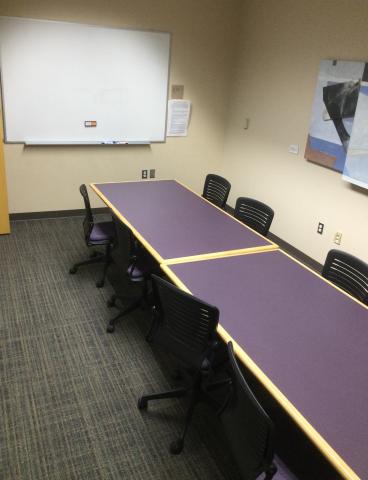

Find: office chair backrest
<box><xmin>322</xmin><ymin>249</ymin><xmax>368</xmax><ymax>305</ymax></box>
<box><xmin>220</xmin><ymin>342</ymin><xmax>276</xmax><ymax>480</ymax></box>
<box><xmin>150</xmin><ymin>275</ymin><xmax>219</xmax><ymax>369</ymax></box>
<box><xmin>202</xmin><ymin>174</ymin><xmax>231</xmax><ymax>209</ymax></box>
<box><xmin>79</xmin><ymin>184</ymin><xmax>94</xmax><ymax>242</ymax></box>
<box><xmin>234</xmin><ymin>197</ymin><xmax>274</xmax><ymax>236</ymax></box>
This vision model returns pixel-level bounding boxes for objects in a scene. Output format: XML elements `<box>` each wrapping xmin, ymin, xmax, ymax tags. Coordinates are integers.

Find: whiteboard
<box><xmin>0</xmin><ymin>17</ymin><xmax>171</xmax><ymax>144</ymax></box>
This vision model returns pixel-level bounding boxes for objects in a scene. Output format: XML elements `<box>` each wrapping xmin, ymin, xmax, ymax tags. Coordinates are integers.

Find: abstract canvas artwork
<box><xmin>342</xmin><ymin>80</ymin><xmax>368</xmax><ymax>188</ymax></box>
<box><xmin>305</xmin><ymin>59</ymin><xmax>368</xmax><ymax>189</ymax></box>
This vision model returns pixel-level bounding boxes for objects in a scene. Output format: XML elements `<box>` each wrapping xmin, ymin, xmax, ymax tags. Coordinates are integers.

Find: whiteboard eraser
<box><xmin>84</xmin><ymin>120</ymin><xmax>97</xmax><ymax>127</ymax></box>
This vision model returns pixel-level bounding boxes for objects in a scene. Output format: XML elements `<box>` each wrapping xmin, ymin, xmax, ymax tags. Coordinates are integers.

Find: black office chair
<box><xmin>69</xmin><ymin>184</ymin><xmax>115</xmax><ymax>288</ymax></box>
<box><xmin>137</xmin><ymin>274</ymin><xmax>220</xmax><ymax>454</ymax></box>
<box><xmin>202</xmin><ymin>174</ymin><xmax>231</xmax><ymax>209</ymax></box>
<box><xmin>219</xmin><ymin>342</ymin><xmax>296</xmax><ymax>480</ymax></box>
<box><xmin>234</xmin><ymin>197</ymin><xmax>274</xmax><ymax>236</ymax></box>
<box><xmin>106</xmin><ymin>245</ymin><xmax>160</xmax><ymax>333</ymax></box>
<box><xmin>322</xmin><ymin>249</ymin><xmax>368</xmax><ymax>305</ymax></box>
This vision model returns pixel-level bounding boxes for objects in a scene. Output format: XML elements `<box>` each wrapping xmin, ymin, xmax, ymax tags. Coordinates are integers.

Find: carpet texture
<box><xmin>0</xmin><ymin>217</ymin><xmax>236</xmax><ymax>480</ymax></box>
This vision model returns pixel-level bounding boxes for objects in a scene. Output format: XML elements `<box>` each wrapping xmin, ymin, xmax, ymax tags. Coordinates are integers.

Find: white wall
<box><xmin>0</xmin><ymin>0</ymin><xmax>241</xmax><ymax>212</ymax></box>
<box><xmin>221</xmin><ymin>0</ymin><xmax>368</xmax><ymax>263</ymax></box>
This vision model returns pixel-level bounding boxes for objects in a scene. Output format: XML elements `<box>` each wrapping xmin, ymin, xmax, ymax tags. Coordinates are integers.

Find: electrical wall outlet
<box><xmin>334</xmin><ymin>232</ymin><xmax>342</xmax><ymax>245</ymax></box>
<box><xmin>141</xmin><ymin>169</ymin><xmax>148</xmax><ymax>179</ymax></box>
<box><xmin>149</xmin><ymin>169</ymin><xmax>155</xmax><ymax>178</ymax></box>
<box><xmin>317</xmin><ymin>222</ymin><xmax>324</xmax><ymax>234</ymax></box>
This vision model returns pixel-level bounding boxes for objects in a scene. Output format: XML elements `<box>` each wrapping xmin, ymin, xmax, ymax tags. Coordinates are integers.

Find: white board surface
<box><xmin>0</xmin><ymin>17</ymin><xmax>170</xmax><ymax>144</ymax></box>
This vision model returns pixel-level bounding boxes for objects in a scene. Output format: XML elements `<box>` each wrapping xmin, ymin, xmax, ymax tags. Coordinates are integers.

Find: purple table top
<box><xmin>92</xmin><ymin>180</ymin><xmax>273</xmax><ymax>262</ymax></box>
<box><xmin>167</xmin><ymin>251</ymin><xmax>368</xmax><ymax>479</ymax></box>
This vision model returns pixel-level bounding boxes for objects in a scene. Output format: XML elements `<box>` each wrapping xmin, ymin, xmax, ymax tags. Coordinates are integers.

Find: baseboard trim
<box><xmin>9</xmin><ymin>207</ymin><xmax>109</xmax><ymax>221</ymax></box>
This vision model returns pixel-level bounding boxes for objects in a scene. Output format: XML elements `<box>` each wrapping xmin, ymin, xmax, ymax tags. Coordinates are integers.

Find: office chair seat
<box><xmin>89</xmin><ymin>221</ymin><xmax>115</xmax><ymax>243</ymax></box>
<box><xmin>106</xmin><ymin>247</ymin><xmax>160</xmax><ymax>333</ymax></box>
<box><xmin>255</xmin><ymin>456</ymin><xmax>297</xmax><ymax>479</ymax></box>
<box><xmin>127</xmin><ymin>251</ymin><xmax>158</xmax><ymax>281</ymax></box>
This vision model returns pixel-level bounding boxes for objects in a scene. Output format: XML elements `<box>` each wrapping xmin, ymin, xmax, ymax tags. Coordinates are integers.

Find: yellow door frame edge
<box><xmin>0</xmin><ymin>109</ymin><xmax>10</xmax><ymax>234</ymax></box>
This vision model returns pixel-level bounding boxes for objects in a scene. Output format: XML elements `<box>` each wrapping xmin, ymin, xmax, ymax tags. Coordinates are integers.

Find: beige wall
<box><xmin>2</xmin><ymin>0</ymin><xmax>367</xmax><ymax>265</ymax></box>
<box><xmin>0</xmin><ymin>0</ymin><xmax>241</xmax><ymax>212</ymax></box>
<box><xmin>221</xmin><ymin>0</ymin><xmax>368</xmax><ymax>264</ymax></box>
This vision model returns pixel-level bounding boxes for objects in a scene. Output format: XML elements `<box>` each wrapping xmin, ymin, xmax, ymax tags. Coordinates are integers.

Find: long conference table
<box><xmin>91</xmin><ymin>179</ymin><xmax>368</xmax><ymax>480</ymax></box>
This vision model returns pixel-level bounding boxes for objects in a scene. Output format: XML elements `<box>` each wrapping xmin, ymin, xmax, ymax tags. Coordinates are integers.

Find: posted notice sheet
<box><xmin>167</xmin><ymin>100</ymin><xmax>191</xmax><ymax>136</ymax></box>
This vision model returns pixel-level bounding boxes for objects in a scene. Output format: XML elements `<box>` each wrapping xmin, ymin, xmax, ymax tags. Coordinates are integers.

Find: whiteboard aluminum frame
<box><xmin>0</xmin><ymin>16</ymin><xmax>172</xmax><ymax>145</ymax></box>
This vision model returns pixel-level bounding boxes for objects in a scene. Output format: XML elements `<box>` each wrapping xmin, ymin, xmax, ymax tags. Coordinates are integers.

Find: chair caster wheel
<box><xmin>137</xmin><ymin>397</ymin><xmax>148</xmax><ymax>410</ymax></box>
<box><xmin>69</xmin><ymin>267</ymin><xmax>77</xmax><ymax>274</ymax></box>
<box><xmin>96</xmin><ymin>280</ymin><xmax>104</xmax><ymax>288</ymax></box>
<box><xmin>170</xmin><ymin>439</ymin><xmax>183</xmax><ymax>455</ymax></box>
<box><xmin>106</xmin><ymin>324</ymin><xmax>115</xmax><ymax>333</ymax></box>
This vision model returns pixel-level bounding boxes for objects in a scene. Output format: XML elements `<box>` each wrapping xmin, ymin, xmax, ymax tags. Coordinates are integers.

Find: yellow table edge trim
<box><xmin>163</xmin><ymin>244</ymin><xmax>277</xmax><ymax>265</ymax></box>
<box><xmin>160</xmin><ymin>262</ymin><xmax>362</xmax><ymax>480</ymax></box>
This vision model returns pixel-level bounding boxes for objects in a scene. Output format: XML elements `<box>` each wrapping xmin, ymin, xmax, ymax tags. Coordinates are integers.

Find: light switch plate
<box><xmin>288</xmin><ymin>144</ymin><xmax>299</xmax><ymax>155</ymax></box>
<box><xmin>171</xmin><ymin>85</ymin><xmax>184</xmax><ymax>99</ymax></box>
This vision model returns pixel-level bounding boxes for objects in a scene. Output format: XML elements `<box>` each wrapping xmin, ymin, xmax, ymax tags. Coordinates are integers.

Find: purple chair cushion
<box><xmin>89</xmin><ymin>221</ymin><xmax>115</xmax><ymax>243</ymax></box>
<box><xmin>255</xmin><ymin>456</ymin><xmax>297</xmax><ymax>479</ymax></box>
<box><xmin>127</xmin><ymin>251</ymin><xmax>158</xmax><ymax>281</ymax></box>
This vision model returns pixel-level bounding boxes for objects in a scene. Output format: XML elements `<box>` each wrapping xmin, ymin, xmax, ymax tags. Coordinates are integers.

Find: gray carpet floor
<box><xmin>0</xmin><ymin>216</ymin><xmax>237</xmax><ymax>480</ymax></box>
